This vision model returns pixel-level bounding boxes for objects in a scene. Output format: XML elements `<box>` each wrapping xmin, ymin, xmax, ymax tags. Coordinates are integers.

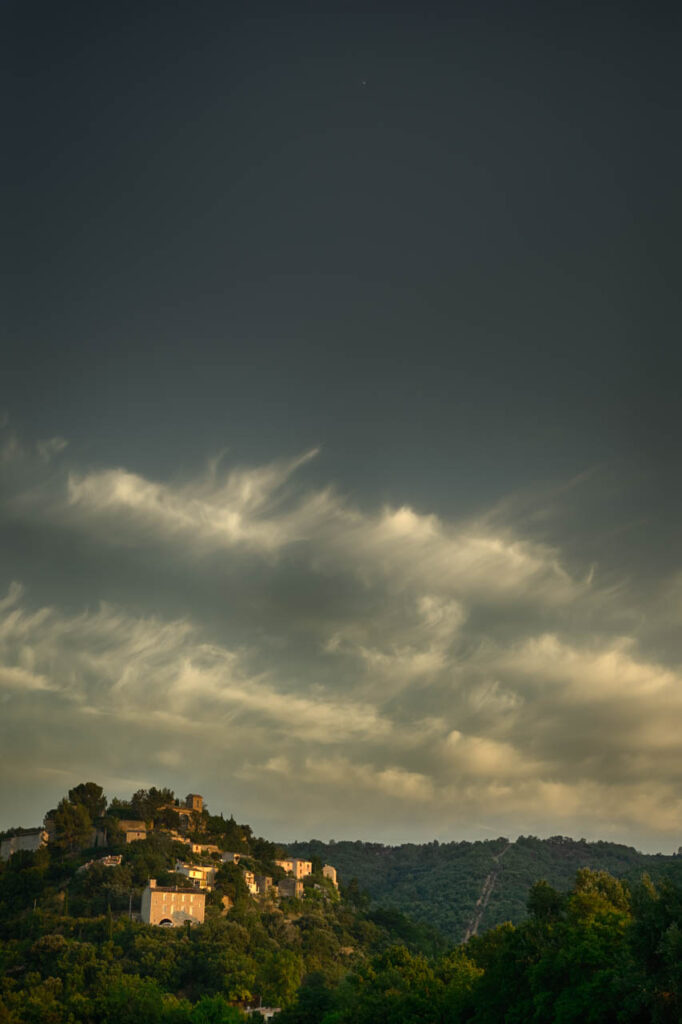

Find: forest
<box><xmin>278</xmin><ymin>869</ymin><xmax>682</xmax><ymax>1023</ymax></box>
<box><xmin>287</xmin><ymin>835</ymin><xmax>682</xmax><ymax>941</ymax></box>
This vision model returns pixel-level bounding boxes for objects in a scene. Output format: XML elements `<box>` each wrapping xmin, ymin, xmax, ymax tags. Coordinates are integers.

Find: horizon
<box><xmin>3</xmin><ymin>780</ymin><xmax>680</xmax><ymax>859</ymax></box>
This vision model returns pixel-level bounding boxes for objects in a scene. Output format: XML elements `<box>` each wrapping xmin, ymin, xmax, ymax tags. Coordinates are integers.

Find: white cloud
<box><xmin>325</xmin><ymin>504</ymin><xmax>579</xmax><ymax>604</ymax></box>
<box><xmin>302</xmin><ymin>756</ymin><xmax>436</xmax><ymax>803</ymax></box>
<box><xmin>466</xmin><ymin>680</ymin><xmax>522</xmax><ymax>715</ymax></box>
<box><xmin>444</xmin><ymin>730</ymin><xmax>541</xmax><ymax>779</ymax></box>
<box><xmin>496</xmin><ymin>633</ymin><xmax>678</xmax><ymax>702</ymax></box>
<box><xmin>66</xmin><ymin>449</ymin><xmax>323</xmax><ymax>552</ymax></box>
<box><xmin>324</xmin><ymin>594</ymin><xmax>466</xmax><ymax>696</ymax></box>
<box><xmin>0</xmin><ymin>586</ymin><xmax>392</xmax><ymax>745</ymax></box>
<box><xmin>168</xmin><ymin>659</ymin><xmax>392</xmax><ymax>742</ymax></box>
<box><xmin>58</xmin><ymin>450</ymin><xmax>584</xmax><ymax>609</ymax></box>
<box><xmin>0</xmin><ymin>664</ymin><xmax>51</xmax><ymax>691</ymax></box>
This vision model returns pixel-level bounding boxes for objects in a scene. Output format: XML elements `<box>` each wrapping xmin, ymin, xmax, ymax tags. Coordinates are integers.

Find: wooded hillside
<box><xmin>287</xmin><ymin>835</ymin><xmax>682</xmax><ymax>941</ymax></box>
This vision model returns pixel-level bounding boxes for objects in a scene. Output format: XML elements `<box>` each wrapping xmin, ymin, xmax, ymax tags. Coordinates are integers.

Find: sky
<box><xmin>3</xmin><ymin>0</ymin><xmax>681</xmax><ymax>851</ymax></box>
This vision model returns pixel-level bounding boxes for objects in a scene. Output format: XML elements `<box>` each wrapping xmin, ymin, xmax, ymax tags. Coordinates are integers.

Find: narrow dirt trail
<box><xmin>463</xmin><ymin>841</ymin><xmax>512</xmax><ymax>942</ymax></box>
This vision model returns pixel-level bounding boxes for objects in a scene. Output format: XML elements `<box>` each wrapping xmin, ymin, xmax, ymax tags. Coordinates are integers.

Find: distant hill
<box><xmin>286</xmin><ymin>834</ymin><xmax>682</xmax><ymax>941</ymax></box>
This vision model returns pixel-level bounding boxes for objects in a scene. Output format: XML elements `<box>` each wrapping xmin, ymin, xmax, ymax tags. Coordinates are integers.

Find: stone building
<box><xmin>278</xmin><ymin>877</ymin><xmax>304</xmax><ymax>899</ymax></box>
<box><xmin>90</xmin><ymin>826</ymin><xmax>109</xmax><ymax>848</ymax></box>
<box><xmin>243</xmin><ymin>870</ymin><xmax>258</xmax><ymax>894</ymax></box>
<box><xmin>190</xmin><ymin>842</ymin><xmax>220</xmax><ymax>856</ymax></box>
<box><xmin>141</xmin><ymin>879</ymin><xmax>205</xmax><ymax>927</ymax></box>
<box><xmin>322</xmin><ymin>864</ymin><xmax>338</xmax><ymax>887</ymax></box>
<box><xmin>76</xmin><ymin>854</ymin><xmax>122</xmax><ymax>874</ymax></box>
<box><xmin>0</xmin><ymin>829</ymin><xmax>49</xmax><ymax>860</ymax></box>
<box><xmin>275</xmin><ymin>857</ymin><xmax>313</xmax><ymax>879</ymax></box>
<box><xmin>175</xmin><ymin>860</ymin><xmax>217</xmax><ymax>891</ymax></box>
<box><xmin>116</xmin><ymin>820</ymin><xmax>147</xmax><ymax>843</ymax></box>
<box><xmin>221</xmin><ymin>851</ymin><xmax>241</xmax><ymax>864</ymax></box>
<box><xmin>167</xmin><ymin>830</ymin><xmax>191</xmax><ymax>845</ymax></box>
<box><xmin>255</xmin><ymin>874</ymin><xmax>274</xmax><ymax>896</ymax></box>
<box><xmin>159</xmin><ymin>794</ymin><xmax>204</xmax><ymax>832</ymax></box>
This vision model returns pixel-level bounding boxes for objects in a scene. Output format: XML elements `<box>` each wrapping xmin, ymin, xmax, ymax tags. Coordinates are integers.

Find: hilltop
<box><xmin>0</xmin><ymin>782</ymin><xmax>445</xmax><ymax>1023</ymax></box>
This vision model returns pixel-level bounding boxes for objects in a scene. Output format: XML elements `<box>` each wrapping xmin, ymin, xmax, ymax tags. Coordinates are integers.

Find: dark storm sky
<box><xmin>3</xmin><ymin>1</ymin><xmax>681</xmax><ymax>849</ymax></box>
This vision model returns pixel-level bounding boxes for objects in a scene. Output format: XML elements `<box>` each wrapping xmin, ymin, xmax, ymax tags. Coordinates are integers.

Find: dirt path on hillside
<box><xmin>462</xmin><ymin>841</ymin><xmax>512</xmax><ymax>942</ymax></box>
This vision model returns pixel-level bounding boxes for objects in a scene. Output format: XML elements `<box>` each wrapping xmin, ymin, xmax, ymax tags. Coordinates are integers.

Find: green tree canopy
<box><xmin>53</xmin><ymin>798</ymin><xmax>92</xmax><ymax>853</ymax></box>
<box><xmin>131</xmin><ymin>788</ymin><xmax>175</xmax><ymax>822</ymax></box>
<box><xmin>68</xmin><ymin>782</ymin><xmax>107</xmax><ymax>820</ymax></box>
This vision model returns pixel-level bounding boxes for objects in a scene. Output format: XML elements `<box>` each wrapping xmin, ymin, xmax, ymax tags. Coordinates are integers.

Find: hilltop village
<box><xmin>0</xmin><ymin>784</ymin><xmax>338</xmax><ymax>929</ymax></box>
<box><xmin>0</xmin><ymin>780</ymin><xmax>415</xmax><ymax>1021</ymax></box>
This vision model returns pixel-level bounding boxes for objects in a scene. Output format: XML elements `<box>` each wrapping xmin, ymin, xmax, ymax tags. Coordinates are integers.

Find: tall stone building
<box><xmin>141</xmin><ymin>880</ymin><xmax>205</xmax><ymax>927</ymax></box>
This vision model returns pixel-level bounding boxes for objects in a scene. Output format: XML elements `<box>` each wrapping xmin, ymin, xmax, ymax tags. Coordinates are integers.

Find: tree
<box><xmin>222</xmin><ymin>953</ymin><xmax>257</xmax><ymax>1004</ymax></box>
<box><xmin>106</xmin><ymin>798</ymin><xmax>136</xmax><ymax>820</ymax></box>
<box><xmin>95</xmin><ymin>975</ymin><xmax>170</xmax><ymax>1024</ymax></box>
<box><xmin>527</xmin><ymin>879</ymin><xmax>565</xmax><ymax>922</ymax></box>
<box><xmin>343</xmin><ymin>878</ymin><xmax>369</xmax><ymax>910</ymax></box>
<box><xmin>274</xmin><ymin>973</ymin><xmax>335</xmax><ymax>1024</ymax></box>
<box><xmin>156</xmin><ymin>806</ymin><xmax>181</xmax><ymax>830</ymax></box>
<box><xmin>68</xmin><ymin>783</ymin><xmax>107</xmax><ymax>820</ymax></box>
<box><xmin>189</xmin><ymin>995</ymin><xmax>246</xmax><ymax>1023</ymax></box>
<box><xmin>258</xmin><ymin>950</ymin><xmax>305</xmax><ymax>1007</ymax></box>
<box><xmin>131</xmin><ymin>788</ymin><xmax>175</xmax><ymax>821</ymax></box>
<box><xmin>53</xmin><ymin>799</ymin><xmax>92</xmax><ymax>853</ymax></box>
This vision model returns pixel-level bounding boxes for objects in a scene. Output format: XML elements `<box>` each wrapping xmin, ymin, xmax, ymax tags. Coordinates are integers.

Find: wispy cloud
<box><xmin>59</xmin><ymin>449</ymin><xmax>584</xmax><ymax>614</ymax></box>
<box><xmin>0</xmin><ymin>423</ymin><xmax>68</xmax><ymax>466</ymax></box>
<box><xmin>0</xmin><ymin>584</ymin><xmax>390</xmax><ymax>743</ymax></box>
<box><xmin>66</xmin><ymin>449</ymin><xmax>323</xmax><ymax>552</ymax></box>
<box><xmin>3</xmin><ymin>437</ymin><xmax>682</xmax><ymax>847</ymax></box>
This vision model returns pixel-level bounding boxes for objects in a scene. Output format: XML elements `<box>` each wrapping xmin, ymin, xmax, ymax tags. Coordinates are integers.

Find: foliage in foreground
<box><xmin>278</xmin><ymin>870</ymin><xmax>682</xmax><ymax>1024</ymax></box>
<box><xmin>4</xmin><ymin>864</ymin><xmax>682</xmax><ymax>1022</ymax></box>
